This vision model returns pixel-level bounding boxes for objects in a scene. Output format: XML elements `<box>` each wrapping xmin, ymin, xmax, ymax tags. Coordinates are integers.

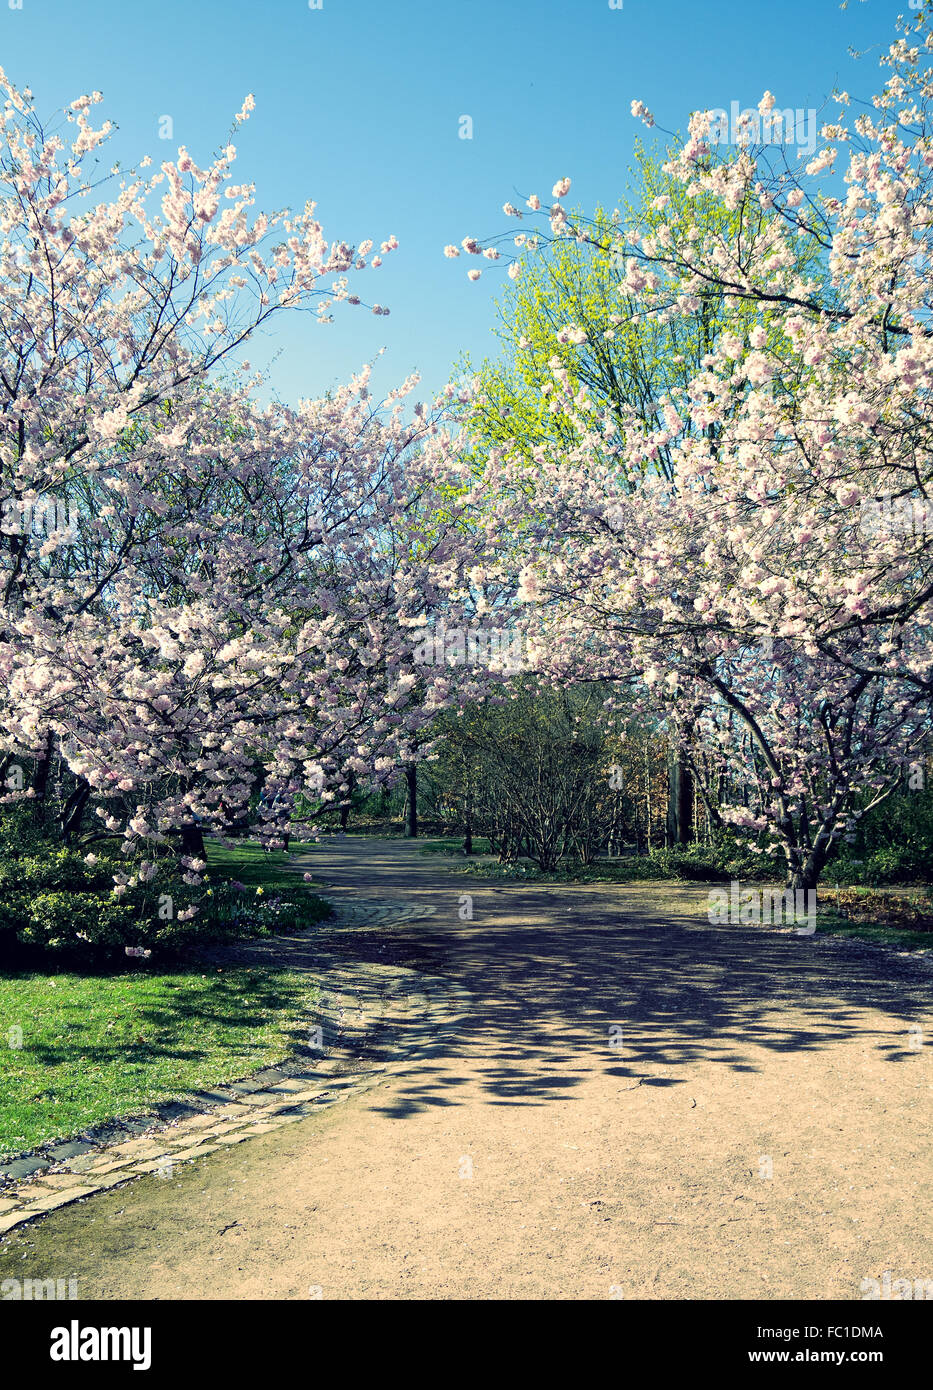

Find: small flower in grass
<box><xmin>230</xmin><ymin>880</ymin><xmax>246</xmax><ymax>891</ymax></box>
<box><xmin>303</xmin><ymin>872</ymin><xmax>313</xmax><ymax>883</ymax></box>
<box><xmin>255</xmin><ymin>886</ymin><xmax>264</xmax><ymax>895</ymax></box>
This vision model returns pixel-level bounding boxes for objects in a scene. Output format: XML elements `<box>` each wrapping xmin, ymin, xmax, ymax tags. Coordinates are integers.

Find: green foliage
<box><xmin>14</xmin><ymin>891</ymin><xmax>138</xmax><ymax>954</ymax></box>
<box><xmin>457</xmin><ymin>139</ymin><xmax>826</xmax><ymax>479</ymax></box>
<box><xmin>0</xmin><ymin>828</ymin><xmax>331</xmax><ymax>964</ymax></box>
<box><xmin>0</xmin><ymin>965</ymin><xmax>323</xmax><ymax>1156</ymax></box>
<box><xmin>0</xmin><ymin>843</ymin><xmax>135</xmax><ymax>959</ymax></box>
<box><xmin>826</xmin><ymin>780</ymin><xmax>933</xmax><ymax>884</ymax></box>
<box><xmin>648</xmin><ymin>841</ymin><xmax>778</xmax><ymax>883</ymax></box>
<box><xmin>0</xmin><ymin>804</ymin><xmax>53</xmax><ymax>857</ymax></box>
<box><xmin>0</xmin><ymin>847</ymin><xmax>112</xmax><ymax>894</ymax></box>
<box><xmin>828</xmin><ymin>847</ymin><xmax>929</xmax><ymax>887</ymax></box>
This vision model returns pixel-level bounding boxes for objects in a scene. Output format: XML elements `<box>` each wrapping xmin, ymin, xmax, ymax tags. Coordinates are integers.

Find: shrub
<box><xmin>0</xmin><ymin>847</ymin><xmax>112</xmax><ymax>895</ymax></box>
<box><xmin>0</xmin><ymin>826</ymin><xmax>332</xmax><ymax>963</ymax></box>
<box><xmin>828</xmin><ymin>846</ymin><xmax>928</xmax><ymax>886</ymax></box>
<box><xmin>13</xmin><ymin>890</ymin><xmax>138</xmax><ymax>954</ymax></box>
<box><xmin>649</xmin><ymin>847</ymin><xmax>731</xmax><ymax>881</ymax></box>
<box><xmin>647</xmin><ymin>842</ymin><xmax>778</xmax><ymax>882</ymax></box>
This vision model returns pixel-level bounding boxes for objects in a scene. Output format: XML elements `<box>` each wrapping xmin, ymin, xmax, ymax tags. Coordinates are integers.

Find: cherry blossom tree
<box><xmin>447</xmin><ymin>9</ymin><xmax>933</xmax><ymax>889</ymax></box>
<box><xmin>0</xmin><ymin>72</ymin><xmax>480</xmax><ymax>919</ymax></box>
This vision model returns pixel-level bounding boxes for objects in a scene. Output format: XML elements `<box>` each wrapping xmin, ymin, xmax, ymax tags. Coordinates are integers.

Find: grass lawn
<box><xmin>0</xmin><ymin>841</ymin><xmax>330</xmax><ymax>1158</ymax></box>
<box><xmin>417</xmin><ymin>837</ymin><xmax>933</xmax><ymax>951</ymax></box>
<box><xmin>418</xmin><ymin>836</ymin><xmax>493</xmax><ymax>857</ymax></box>
<box><xmin>441</xmin><ymin>852</ymin><xmax>674</xmax><ymax>883</ymax></box>
<box><xmin>817</xmin><ymin>920</ymin><xmax>933</xmax><ymax>950</ymax></box>
<box><xmin>0</xmin><ymin>965</ymin><xmax>320</xmax><ymax>1157</ymax></box>
<box><xmin>204</xmin><ymin>839</ymin><xmax>302</xmax><ymax>889</ymax></box>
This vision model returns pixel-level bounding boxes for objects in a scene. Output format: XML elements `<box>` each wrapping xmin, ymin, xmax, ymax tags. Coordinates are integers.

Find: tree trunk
<box><xmin>339</xmin><ymin>770</ymin><xmax>355</xmax><ymax>832</ymax></box>
<box><xmin>787</xmin><ymin>844</ymin><xmax>830</xmax><ymax>893</ymax></box>
<box><xmin>60</xmin><ymin>779</ymin><xmax>91</xmax><ymax>843</ymax></box>
<box><xmin>666</xmin><ymin>751</ymin><xmax>695</xmax><ymax>846</ymax></box>
<box><xmin>31</xmin><ymin>731</ymin><xmax>54</xmax><ymax>825</ymax></box>
<box><xmin>180</xmin><ymin>821</ymin><xmax>206</xmax><ymax>858</ymax></box>
<box><xmin>404</xmin><ymin>763</ymin><xmax>418</xmax><ymax>838</ymax></box>
<box><xmin>644</xmin><ymin>745</ymin><xmax>652</xmax><ymax>851</ymax></box>
<box><xmin>463</xmin><ymin>793</ymin><xmax>473</xmax><ymax>855</ymax></box>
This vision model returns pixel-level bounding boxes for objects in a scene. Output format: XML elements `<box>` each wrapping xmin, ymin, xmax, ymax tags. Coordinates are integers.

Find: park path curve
<box><xmin>1</xmin><ymin>835</ymin><xmax>931</xmax><ymax>1300</ymax></box>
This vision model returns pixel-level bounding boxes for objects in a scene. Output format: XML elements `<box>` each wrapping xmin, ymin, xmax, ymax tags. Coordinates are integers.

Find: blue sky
<box><xmin>0</xmin><ymin>0</ymin><xmax>908</xmax><ymax>406</ymax></box>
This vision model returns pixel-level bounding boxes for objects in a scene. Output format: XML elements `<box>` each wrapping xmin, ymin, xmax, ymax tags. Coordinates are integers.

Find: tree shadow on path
<box><xmin>259</xmin><ymin>837</ymin><xmax>932</xmax><ymax>1119</ymax></box>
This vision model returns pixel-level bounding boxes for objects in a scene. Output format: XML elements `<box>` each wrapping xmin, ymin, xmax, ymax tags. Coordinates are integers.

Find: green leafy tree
<box><xmin>453</xmin><ymin>141</ymin><xmax>828</xmax><ymax>842</ymax></box>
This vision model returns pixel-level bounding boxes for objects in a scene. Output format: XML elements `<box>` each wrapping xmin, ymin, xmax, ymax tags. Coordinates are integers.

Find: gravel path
<box><xmin>2</xmin><ymin>836</ymin><xmax>931</xmax><ymax>1300</ymax></box>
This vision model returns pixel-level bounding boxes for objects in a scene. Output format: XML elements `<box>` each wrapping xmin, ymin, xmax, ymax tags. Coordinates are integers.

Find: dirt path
<box><xmin>2</xmin><ymin>837</ymin><xmax>932</xmax><ymax>1300</ymax></box>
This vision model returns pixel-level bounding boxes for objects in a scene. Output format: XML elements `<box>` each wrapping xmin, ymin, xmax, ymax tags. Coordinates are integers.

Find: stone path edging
<box><xmin>0</xmin><ymin>898</ymin><xmax>470</xmax><ymax>1236</ymax></box>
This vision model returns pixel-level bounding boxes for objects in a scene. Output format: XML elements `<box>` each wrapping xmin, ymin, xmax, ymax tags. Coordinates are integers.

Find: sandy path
<box><xmin>2</xmin><ymin>836</ymin><xmax>931</xmax><ymax>1300</ymax></box>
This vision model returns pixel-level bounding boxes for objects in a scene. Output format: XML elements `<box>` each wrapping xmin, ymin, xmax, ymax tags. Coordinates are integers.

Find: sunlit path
<box><xmin>2</xmin><ymin>837</ymin><xmax>930</xmax><ymax>1301</ymax></box>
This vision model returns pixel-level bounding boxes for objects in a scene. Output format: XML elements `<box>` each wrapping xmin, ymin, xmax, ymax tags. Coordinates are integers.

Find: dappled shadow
<box><xmin>0</xmin><ymin>965</ymin><xmax>321</xmax><ymax>1079</ymax></box>
<box><xmin>249</xmin><ymin>836</ymin><xmax>933</xmax><ymax>1119</ymax></box>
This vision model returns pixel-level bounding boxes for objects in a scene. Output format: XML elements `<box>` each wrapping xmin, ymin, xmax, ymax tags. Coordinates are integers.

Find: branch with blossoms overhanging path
<box><xmin>444</xmin><ymin>10</ymin><xmax>933</xmax><ymax>659</ymax></box>
<box><xmin>0</xmin><ymin>76</ymin><xmax>503</xmax><ymax>933</ymax></box>
<box><xmin>436</xmin><ymin>8</ymin><xmax>933</xmax><ymax>888</ymax></box>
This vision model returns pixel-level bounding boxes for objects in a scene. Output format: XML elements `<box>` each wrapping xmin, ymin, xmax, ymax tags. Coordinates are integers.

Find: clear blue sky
<box><xmin>0</xmin><ymin>0</ymin><xmax>907</xmax><ymax>406</ymax></box>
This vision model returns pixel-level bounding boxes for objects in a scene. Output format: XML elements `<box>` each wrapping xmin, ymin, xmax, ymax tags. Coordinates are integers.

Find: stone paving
<box><xmin>0</xmin><ymin>897</ymin><xmax>471</xmax><ymax>1236</ymax></box>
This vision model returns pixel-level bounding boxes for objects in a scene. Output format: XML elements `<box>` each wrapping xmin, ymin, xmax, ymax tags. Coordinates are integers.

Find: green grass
<box><xmin>418</xmin><ymin>836</ymin><xmax>493</xmax><ymax>857</ymax></box>
<box><xmin>417</xmin><ymin>839</ymin><xmax>669</xmax><ymax>877</ymax></box>
<box><xmin>816</xmin><ymin>887</ymin><xmax>933</xmax><ymax>951</ymax></box>
<box><xmin>199</xmin><ymin>839</ymin><xmax>332</xmax><ymax>932</ymax></box>
<box><xmin>450</xmin><ymin>855</ymin><xmax>673</xmax><ymax>883</ymax></box>
<box><xmin>0</xmin><ymin>841</ymin><xmax>332</xmax><ymax>1157</ymax></box>
<box><xmin>0</xmin><ymin>964</ymin><xmax>321</xmax><ymax>1157</ymax></box>
<box><xmin>203</xmin><ymin>839</ymin><xmax>299</xmax><ymax>890</ymax></box>
<box><xmin>418</xmin><ymin>840</ymin><xmax>933</xmax><ymax>950</ymax></box>
<box><xmin>815</xmin><ymin>917</ymin><xmax>933</xmax><ymax>951</ymax></box>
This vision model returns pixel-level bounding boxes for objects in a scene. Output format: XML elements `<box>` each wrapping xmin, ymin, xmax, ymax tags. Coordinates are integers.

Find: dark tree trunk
<box><xmin>787</xmin><ymin>845</ymin><xmax>829</xmax><ymax>893</ymax></box>
<box><xmin>339</xmin><ymin>770</ymin><xmax>356</xmax><ymax>832</ymax></box>
<box><xmin>666</xmin><ymin>751</ymin><xmax>694</xmax><ymax>846</ymax></box>
<box><xmin>180</xmin><ymin>822</ymin><xmax>206</xmax><ymax>858</ymax></box>
<box><xmin>60</xmin><ymin>779</ymin><xmax>91</xmax><ymax>843</ymax></box>
<box><xmin>463</xmin><ymin>794</ymin><xmax>473</xmax><ymax>856</ymax></box>
<box><xmin>31</xmin><ymin>731</ymin><xmax>54</xmax><ymax>825</ymax></box>
<box><xmin>404</xmin><ymin>763</ymin><xmax>418</xmax><ymax>838</ymax></box>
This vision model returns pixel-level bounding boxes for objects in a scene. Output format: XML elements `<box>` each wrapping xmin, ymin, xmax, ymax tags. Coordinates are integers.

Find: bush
<box><xmin>0</xmin><ymin>847</ymin><xmax>112</xmax><ymax>895</ymax></box>
<box><xmin>0</xmin><ymin>805</ymin><xmax>51</xmax><ymax>858</ymax></box>
<box><xmin>0</xmin><ymin>847</ymin><xmax>130</xmax><ymax>961</ymax></box>
<box><xmin>0</xmin><ymin>824</ymin><xmax>332</xmax><ymax>964</ymax></box>
<box><xmin>825</xmin><ymin>783</ymin><xmax>933</xmax><ymax>885</ymax></box>
<box><xmin>15</xmin><ymin>891</ymin><xmax>138</xmax><ymax>953</ymax></box>
<box><xmin>649</xmin><ymin>847</ymin><xmax>731</xmax><ymax>881</ymax></box>
<box><xmin>648</xmin><ymin>842</ymin><xmax>778</xmax><ymax>882</ymax></box>
<box><xmin>828</xmin><ymin>846</ymin><xmax>929</xmax><ymax>886</ymax></box>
